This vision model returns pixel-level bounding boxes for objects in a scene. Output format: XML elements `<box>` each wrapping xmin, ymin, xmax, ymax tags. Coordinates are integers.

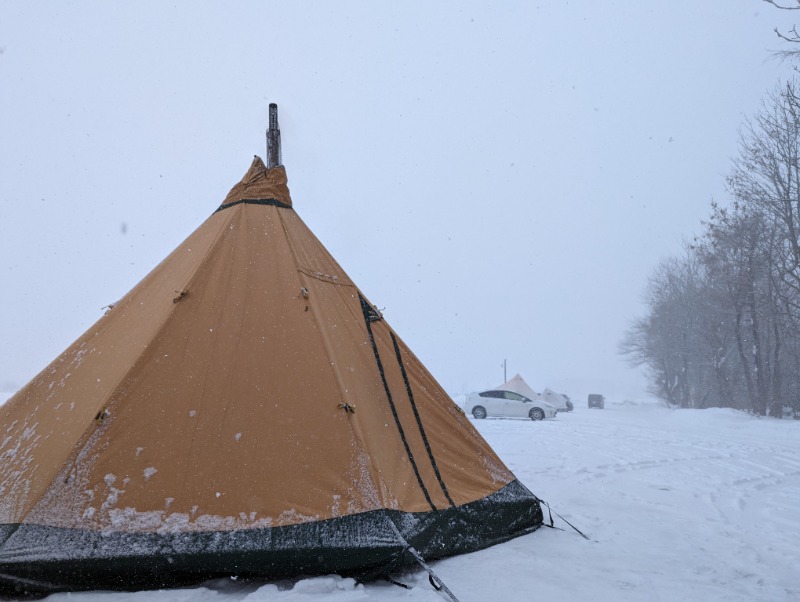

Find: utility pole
<box><xmin>267</xmin><ymin>103</ymin><xmax>282</xmax><ymax>168</ymax></box>
<box><xmin>501</xmin><ymin>359</ymin><xmax>507</xmax><ymax>383</ymax></box>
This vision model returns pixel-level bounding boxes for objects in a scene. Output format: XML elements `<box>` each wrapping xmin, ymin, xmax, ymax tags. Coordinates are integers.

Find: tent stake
<box><xmin>405</xmin><ymin>545</ymin><xmax>461</xmax><ymax>602</ymax></box>
<box><xmin>385</xmin><ymin>520</ymin><xmax>460</xmax><ymax>602</ymax></box>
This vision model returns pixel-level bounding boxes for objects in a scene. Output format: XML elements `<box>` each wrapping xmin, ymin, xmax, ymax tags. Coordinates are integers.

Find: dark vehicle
<box><xmin>588</xmin><ymin>394</ymin><xmax>605</xmax><ymax>409</ymax></box>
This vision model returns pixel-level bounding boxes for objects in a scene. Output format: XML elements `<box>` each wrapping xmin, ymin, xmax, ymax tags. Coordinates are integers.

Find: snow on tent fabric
<box><xmin>0</xmin><ymin>114</ymin><xmax>543</xmax><ymax>595</ymax></box>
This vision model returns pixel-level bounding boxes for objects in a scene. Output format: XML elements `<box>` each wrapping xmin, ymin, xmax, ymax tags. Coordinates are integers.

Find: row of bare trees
<box><xmin>621</xmin><ymin>80</ymin><xmax>800</xmax><ymax>415</ymax></box>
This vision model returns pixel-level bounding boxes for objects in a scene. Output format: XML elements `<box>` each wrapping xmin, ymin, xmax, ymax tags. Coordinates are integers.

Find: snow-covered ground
<box><xmin>17</xmin><ymin>400</ymin><xmax>799</xmax><ymax>601</ymax></box>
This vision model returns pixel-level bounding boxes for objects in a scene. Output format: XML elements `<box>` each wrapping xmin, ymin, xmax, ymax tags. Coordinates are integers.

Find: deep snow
<box><xmin>1</xmin><ymin>396</ymin><xmax>795</xmax><ymax>602</ymax></box>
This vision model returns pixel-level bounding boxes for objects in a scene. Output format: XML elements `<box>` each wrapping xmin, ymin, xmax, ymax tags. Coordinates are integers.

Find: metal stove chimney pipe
<box><xmin>266</xmin><ymin>103</ymin><xmax>282</xmax><ymax>168</ymax></box>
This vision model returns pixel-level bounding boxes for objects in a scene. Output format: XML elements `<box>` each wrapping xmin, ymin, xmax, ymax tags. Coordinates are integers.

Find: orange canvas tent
<box><xmin>0</xmin><ymin>106</ymin><xmax>542</xmax><ymax>595</ymax></box>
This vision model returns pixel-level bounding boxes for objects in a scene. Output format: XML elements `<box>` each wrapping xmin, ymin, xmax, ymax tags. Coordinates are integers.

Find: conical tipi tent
<box><xmin>496</xmin><ymin>373</ymin><xmax>541</xmax><ymax>401</ymax></box>
<box><xmin>496</xmin><ymin>376</ymin><xmax>568</xmax><ymax>412</ymax></box>
<box><xmin>0</xmin><ymin>107</ymin><xmax>542</xmax><ymax>596</ymax></box>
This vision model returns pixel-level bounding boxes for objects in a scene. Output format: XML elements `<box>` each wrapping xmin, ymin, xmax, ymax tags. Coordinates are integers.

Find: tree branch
<box><xmin>764</xmin><ymin>0</ymin><xmax>800</xmax><ymax>11</ymax></box>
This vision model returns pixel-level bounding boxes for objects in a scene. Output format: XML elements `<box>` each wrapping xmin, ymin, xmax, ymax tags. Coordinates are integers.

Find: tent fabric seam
<box><xmin>296</xmin><ymin>266</ymin><xmax>354</xmax><ymax>287</ymax></box>
<box><xmin>274</xmin><ymin>208</ymin><xmax>387</xmax><ymax>512</ymax></box>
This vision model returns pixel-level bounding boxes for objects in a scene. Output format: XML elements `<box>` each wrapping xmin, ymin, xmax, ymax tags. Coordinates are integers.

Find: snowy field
<box><xmin>9</xmin><ymin>399</ymin><xmax>797</xmax><ymax>602</ymax></box>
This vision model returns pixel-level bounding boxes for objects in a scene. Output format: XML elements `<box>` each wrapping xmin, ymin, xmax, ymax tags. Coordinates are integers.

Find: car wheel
<box><xmin>529</xmin><ymin>408</ymin><xmax>545</xmax><ymax>421</ymax></box>
<box><xmin>472</xmin><ymin>406</ymin><xmax>487</xmax><ymax>419</ymax></box>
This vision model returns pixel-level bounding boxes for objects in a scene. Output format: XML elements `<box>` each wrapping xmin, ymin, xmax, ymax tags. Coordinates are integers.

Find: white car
<box><xmin>466</xmin><ymin>390</ymin><xmax>557</xmax><ymax>421</ymax></box>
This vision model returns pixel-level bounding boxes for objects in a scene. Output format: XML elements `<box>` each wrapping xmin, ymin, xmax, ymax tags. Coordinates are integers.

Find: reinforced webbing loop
<box><xmin>213</xmin><ymin>198</ymin><xmax>292</xmax><ymax>214</ymax></box>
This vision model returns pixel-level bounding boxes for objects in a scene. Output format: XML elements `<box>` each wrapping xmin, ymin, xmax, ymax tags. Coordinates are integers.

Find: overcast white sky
<box><xmin>1</xmin><ymin>2</ymin><xmax>796</xmax><ymax>403</ymax></box>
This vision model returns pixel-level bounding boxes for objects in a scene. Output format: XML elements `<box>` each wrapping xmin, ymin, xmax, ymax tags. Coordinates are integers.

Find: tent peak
<box><xmin>250</xmin><ymin>155</ymin><xmax>267</xmax><ymax>172</ymax></box>
<box><xmin>219</xmin><ymin>155</ymin><xmax>292</xmax><ymax>209</ymax></box>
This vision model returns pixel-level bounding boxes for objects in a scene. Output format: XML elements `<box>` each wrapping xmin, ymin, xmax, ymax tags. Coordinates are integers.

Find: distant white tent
<box><xmin>495</xmin><ymin>374</ymin><xmax>540</xmax><ymax>402</ymax></box>
<box><xmin>541</xmin><ymin>388</ymin><xmax>570</xmax><ymax>412</ymax></box>
<box><xmin>495</xmin><ymin>375</ymin><xmax>569</xmax><ymax>412</ymax></box>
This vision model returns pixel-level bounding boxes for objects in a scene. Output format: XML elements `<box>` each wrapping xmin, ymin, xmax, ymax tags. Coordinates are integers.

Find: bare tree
<box><xmin>764</xmin><ymin>0</ymin><xmax>800</xmax><ymax>63</ymax></box>
<box><xmin>623</xmin><ymin>204</ymin><xmax>784</xmax><ymax>415</ymax></box>
<box><xmin>620</xmin><ymin>252</ymin><xmax>713</xmax><ymax>408</ymax></box>
<box><xmin>697</xmin><ymin>203</ymin><xmax>778</xmax><ymax>415</ymax></box>
<box><xmin>728</xmin><ymin>81</ymin><xmax>800</xmax><ymax>314</ymax></box>
<box><xmin>622</xmin><ymin>73</ymin><xmax>800</xmax><ymax>415</ymax></box>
